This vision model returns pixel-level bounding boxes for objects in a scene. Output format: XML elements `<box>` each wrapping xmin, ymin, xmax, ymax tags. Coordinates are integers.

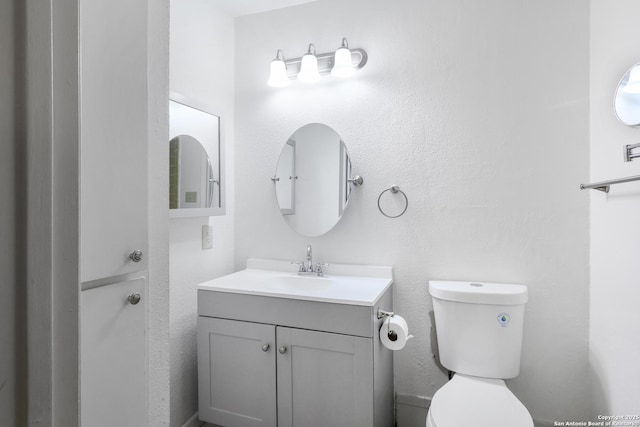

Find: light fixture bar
<box><xmin>283</xmin><ymin>48</ymin><xmax>367</xmax><ymax>79</ymax></box>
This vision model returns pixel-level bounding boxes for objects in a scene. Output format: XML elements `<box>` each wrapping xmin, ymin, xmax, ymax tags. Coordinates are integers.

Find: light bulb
<box><xmin>267</xmin><ymin>50</ymin><xmax>290</xmax><ymax>88</ymax></box>
<box><xmin>297</xmin><ymin>44</ymin><xmax>320</xmax><ymax>83</ymax></box>
<box><xmin>331</xmin><ymin>38</ymin><xmax>355</xmax><ymax>78</ymax></box>
<box><xmin>268</xmin><ymin>59</ymin><xmax>289</xmax><ymax>87</ymax></box>
<box><xmin>623</xmin><ymin>66</ymin><xmax>640</xmax><ymax>94</ymax></box>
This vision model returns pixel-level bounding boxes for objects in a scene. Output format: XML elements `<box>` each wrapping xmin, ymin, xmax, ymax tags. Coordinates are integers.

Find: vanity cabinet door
<box><xmin>276</xmin><ymin>327</ymin><xmax>374</xmax><ymax>427</ymax></box>
<box><xmin>198</xmin><ymin>317</ymin><xmax>277</xmax><ymax>427</ymax></box>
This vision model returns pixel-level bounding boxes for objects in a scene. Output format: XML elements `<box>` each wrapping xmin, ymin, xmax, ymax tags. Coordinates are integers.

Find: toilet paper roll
<box><xmin>380</xmin><ymin>315</ymin><xmax>413</xmax><ymax>350</ymax></box>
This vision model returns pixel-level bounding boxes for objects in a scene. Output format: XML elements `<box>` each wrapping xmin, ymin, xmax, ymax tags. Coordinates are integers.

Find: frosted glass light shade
<box><xmin>331</xmin><ymin>46</ymin><xmax>355</xmax><ymax>78</ymax></box>
<box><xmin>623</xmin><ymin>66</ymin><xmax>640</xmax><ymax>94</ymax></box>
<box><xmin>297</xmin><ymin>54</ymin><xmax>320</xmax><ymax>83</ymax></box>
<box><xmin>267</xmin><ymin>59</ymin><xmax>290</xmax><ymax>87</ymax></box>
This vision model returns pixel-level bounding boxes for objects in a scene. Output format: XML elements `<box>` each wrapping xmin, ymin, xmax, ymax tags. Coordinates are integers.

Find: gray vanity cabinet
<box><xmin>197</xmin><ymin>317</ymin><xmax>277</xmax><ymax>426</ymax></box>
<box><xmin>276</xmin><ymin>327</ymin><xmax>373</xmax><ymax>427</ymax></box>
<box><xmin>197</xmin><ymin>289</ymin><xmax>393</xmax><ymax>427</ymax></box>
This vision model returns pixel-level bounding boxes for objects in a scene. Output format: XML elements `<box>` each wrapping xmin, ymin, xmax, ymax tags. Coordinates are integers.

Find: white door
<box><xmin>81</xmin><ymin>277</ymin><xmax>147</xmax><ymax>427</ymax></box>
<box><xmin>80</xmin><ymin>0</ymin><xmax>148</xmax><ymax>283</ymax></box>
<box><xmin>79</xmin><ymin>0</ymin><xmax>149</xmax><ymax>423</ymax></box>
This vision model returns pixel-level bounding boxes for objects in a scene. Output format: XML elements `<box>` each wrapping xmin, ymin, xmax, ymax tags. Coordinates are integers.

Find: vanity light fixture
<box><xmin>267</xmin><ymin>38</ymin><xmax>368</xmax><ymax>87</ymax></box>
<box><xmin>297</xmin><ymin>44</ymin><xmax>321</xmax><ymax>83</ymax></box>
<box><xmin>331</xmin><ymin>38</ymin><xmax>356</xmax><ymax>78</ymax></box>
<box><xmin>267</xmin><ymin>49</ymin><xmax>290</xmax><ymax>88</ymax></box>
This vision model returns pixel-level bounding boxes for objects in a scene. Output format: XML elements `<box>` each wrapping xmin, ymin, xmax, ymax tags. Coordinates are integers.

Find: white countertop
<box><xmin>197</xmin><ymin>259</ymin><xmax>393</xmax><ymax>306</ymax></box>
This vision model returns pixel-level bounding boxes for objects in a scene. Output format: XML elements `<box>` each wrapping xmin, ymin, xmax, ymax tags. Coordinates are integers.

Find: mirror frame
<box><xmin>169</xmin><ymin>91</ymin><xmax>226</xmax><ymax>218</ymax></box>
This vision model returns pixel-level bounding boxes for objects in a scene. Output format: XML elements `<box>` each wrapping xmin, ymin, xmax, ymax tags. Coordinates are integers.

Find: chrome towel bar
<box><xmin>580</xmin><ymin>174</ymin><xmax>640</xmax><ymax>193</ymax></box>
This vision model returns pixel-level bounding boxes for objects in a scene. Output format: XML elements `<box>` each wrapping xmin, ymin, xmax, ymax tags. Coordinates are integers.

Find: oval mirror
<box><xmin>170</xmin><ymin>135</ymin><xmax>217</xmax><ymax>209</ymax></box>
<box><xmin>614</xmin><ymin>62</ymin><xmax>640</xmax><ymax>126</ymax></box>
<box><xmin>273</xmin><ymin>123</ymin><xmax>361</xmax><ymax>237</ymax></box>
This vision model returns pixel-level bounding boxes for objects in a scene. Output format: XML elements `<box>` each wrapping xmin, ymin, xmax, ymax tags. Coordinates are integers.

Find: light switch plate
<box><xmin>202</xmin><ymin>225</ymin><xmax>213</xmax><ymax>250</ymax></box>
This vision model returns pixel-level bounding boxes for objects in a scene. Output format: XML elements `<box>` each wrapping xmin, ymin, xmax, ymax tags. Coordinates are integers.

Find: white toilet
<box><xmin>427</xmin><ymin>281</ymin><xmax>534</xmax><ymax>427</ymax></box>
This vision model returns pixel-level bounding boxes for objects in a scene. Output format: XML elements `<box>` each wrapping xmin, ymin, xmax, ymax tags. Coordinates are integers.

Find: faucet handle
<box><xmin>291</xmin><ymin>260</ymin><xmax>306</xmax><ymax>272</ymax></box>
<box><xmin>315</xmin><ymin>262</ymin><xmax>329</xmax><ymax>276</ymax></box>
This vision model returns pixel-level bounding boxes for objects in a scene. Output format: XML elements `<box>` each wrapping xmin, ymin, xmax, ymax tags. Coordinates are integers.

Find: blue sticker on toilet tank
<box><xmin>497</xmin><ymin>313</ymin><xmax>510</xmax><ymax>327</ymax></box>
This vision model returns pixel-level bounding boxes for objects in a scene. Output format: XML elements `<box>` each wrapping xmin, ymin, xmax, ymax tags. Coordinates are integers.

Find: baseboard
<box><xmin>396</xmin><ymin>393</ymin><xmax>431</xmax><ymax>409</ymax></box>
<box><xmin>396</xmin><ymin>393</ymin><xmax>430</xmax><ymax>427</ymax></box>
<box><xmin>186</xmin><ymin>395</ymin><xmax>552</xmax><ymax>427</ymax></box>
<box><xmin>181</xmin><ymin>412</ymin><xmax>202</xmax><ymax>427</ymax></box>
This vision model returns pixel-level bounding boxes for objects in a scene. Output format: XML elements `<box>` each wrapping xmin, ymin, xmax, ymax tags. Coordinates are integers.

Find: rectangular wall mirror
<box><xmin>169</xmin><ymin>92</ymin><xmax>225</xmax><ymax>218</ymax></box>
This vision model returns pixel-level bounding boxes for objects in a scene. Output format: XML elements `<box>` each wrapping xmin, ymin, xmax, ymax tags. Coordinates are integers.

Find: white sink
<box><xmin>263</xmin><ymin>274</ymin><xmax>335</xmax><ymax>290</ymax></box>
<box><xmin>197</xmin><ymin>258</ymin><xmax>393</xmax><ymax>306</ymax></box>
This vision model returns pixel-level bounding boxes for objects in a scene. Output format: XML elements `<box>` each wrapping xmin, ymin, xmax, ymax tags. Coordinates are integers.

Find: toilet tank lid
<box><xmin>429</xmin><ymin>280</ymin><xmax>528</xmax><ymax>305</ymax></box>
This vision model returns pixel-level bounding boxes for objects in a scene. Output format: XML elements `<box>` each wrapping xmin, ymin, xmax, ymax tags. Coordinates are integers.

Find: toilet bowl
<box><xmin>425</xmin><ymin>374</ymin><xmax>533</xmax><ymax>427</ymax></box>
<box><xmin>428</xmin><ymin>281</ymin><xmax>534</xmax><ymax>427</ymax></box>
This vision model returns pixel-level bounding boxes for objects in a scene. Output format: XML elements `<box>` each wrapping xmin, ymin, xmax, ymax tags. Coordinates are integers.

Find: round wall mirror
<box><xmin>170</xmin><ymin>135</ymin><xmax>217</xmax><ymax>209</ymax></box>
<box><xmin>273</xmin><ymin>123</ymin><xmax>361</xmax><ymax>237</ymax></box>
<box><xmin>614</xmin><ymin>62</ymin><xmax>640</xmax><ymax>126</ymax></box>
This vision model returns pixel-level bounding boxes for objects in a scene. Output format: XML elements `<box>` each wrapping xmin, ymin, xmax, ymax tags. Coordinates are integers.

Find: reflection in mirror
<box><xmin>614</xmin><ymin>62</ymin><xmax>640</xmax><ymax>127</ymax></box>
<box><xmin>273</xmin><ymin>123</ymin><xmax>360</xmax><ymax>237</ymax></box>
<box><xmin>170</xmin><ymin>135</ymin><xmax>216</xmax><ymax>209</ymax></box>
<box><xmin>169</xmin><ymin>95</ymin><xmax>224</xmax><ymax>217</ymax></box>
<box><xmin>275</xmin><ymin>140</ymin><xmax>296</xmax><ymax>214</ymax></box>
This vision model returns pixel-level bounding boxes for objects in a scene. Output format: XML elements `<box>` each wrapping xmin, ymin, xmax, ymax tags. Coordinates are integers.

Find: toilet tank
<box><xmin>429</xmin><ymin>281</ymin><xmax>528</xmax><ymax>379</ymax></box>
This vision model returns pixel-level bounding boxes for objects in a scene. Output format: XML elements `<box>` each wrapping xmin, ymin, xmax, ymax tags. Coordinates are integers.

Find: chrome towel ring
<box><xmin>377</xmin><ymin>185</ymin><xmax>408</xmax><ymax>218</ymax></box>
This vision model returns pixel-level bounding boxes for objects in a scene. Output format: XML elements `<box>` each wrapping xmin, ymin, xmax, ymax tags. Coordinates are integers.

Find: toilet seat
<box><xmin>427</xmin><ymin>374</ymin><xmax>533</xmax><ymax>427</ymax></box>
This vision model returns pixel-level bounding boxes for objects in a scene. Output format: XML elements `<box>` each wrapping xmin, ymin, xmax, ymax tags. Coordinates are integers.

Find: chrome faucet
<box><xmin>305</xmin><ymin>245</ymin><xmax>313</xmax><ymax>272</ymax></box>
<box><xmin>291</xmin><ymin>245</ymin><xmax>328</xmax><ymax>276</ymax></box>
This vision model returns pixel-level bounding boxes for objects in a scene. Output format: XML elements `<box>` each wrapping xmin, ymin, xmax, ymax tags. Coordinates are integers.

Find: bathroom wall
<box><xmin>169</xmin><ymin>1</ymin><xmax>236</xmax><ymax>425</ymax></box>
<box><xmin>589</xmin><ymin>0</ymin><xmax>640</xmax><ymax>416</ymax></box>
<box><xmin>235</xmin><ymin>0</ymin><xmax>590</xmax><ymax>423</ymax></box>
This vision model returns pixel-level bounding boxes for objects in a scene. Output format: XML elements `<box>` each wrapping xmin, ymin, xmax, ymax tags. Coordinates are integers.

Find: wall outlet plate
<box><xmin>185</xmin><ymin>191</ymin><xmax>198</xmax><ymax>203</ymax></box>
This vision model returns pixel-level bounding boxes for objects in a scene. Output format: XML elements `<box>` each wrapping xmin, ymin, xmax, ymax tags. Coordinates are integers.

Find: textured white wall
<box><xmin>589</xmin><ymin>0</ymin><xmax>640</xmax><ymax>416</ymax></box>
<box><xmin>235</xmin><ymin>0</ymin><xmax>590</xmax><ymax>422</ymax></box>
<box><xmin>169</xmin><ymin>1</ymin><xmax>236</xmax><ymax>425</ymax></box>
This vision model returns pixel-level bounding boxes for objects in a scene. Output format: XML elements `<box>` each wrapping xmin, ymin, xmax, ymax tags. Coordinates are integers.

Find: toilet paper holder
<box><xmin>377</xmin><ymin>309</ymin><xmax>413</xmax><ymax>347</ymax></box>
<box><xmin>377</xmin><ymin>309</ymin><xmax>398</xmax><ymax>341</ymax></box>
<box><xmin>377</xmin><ymin>309</ymin><xmax>394</xmax><ymax>319</ymax></box>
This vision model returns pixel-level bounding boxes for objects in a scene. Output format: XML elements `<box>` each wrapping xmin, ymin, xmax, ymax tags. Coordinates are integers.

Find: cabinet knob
<box><xmin>261</xmin><ymin>344</ymin><xmax>270</xmax><ymax>352</ymax></box>
<box><xmin>278</xmin><ymin>346</ymin><xmax>287</xmax><ymax>354</ymax></box>
<box><xmin>127</xmin><ymin>293</ymin><xmax>141</xmax><ymax>305</ymax></box>
<box><xmin>130</xmin><ymin>250</ymin><xmax>143</xmax><ymax>262</ymax></box>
